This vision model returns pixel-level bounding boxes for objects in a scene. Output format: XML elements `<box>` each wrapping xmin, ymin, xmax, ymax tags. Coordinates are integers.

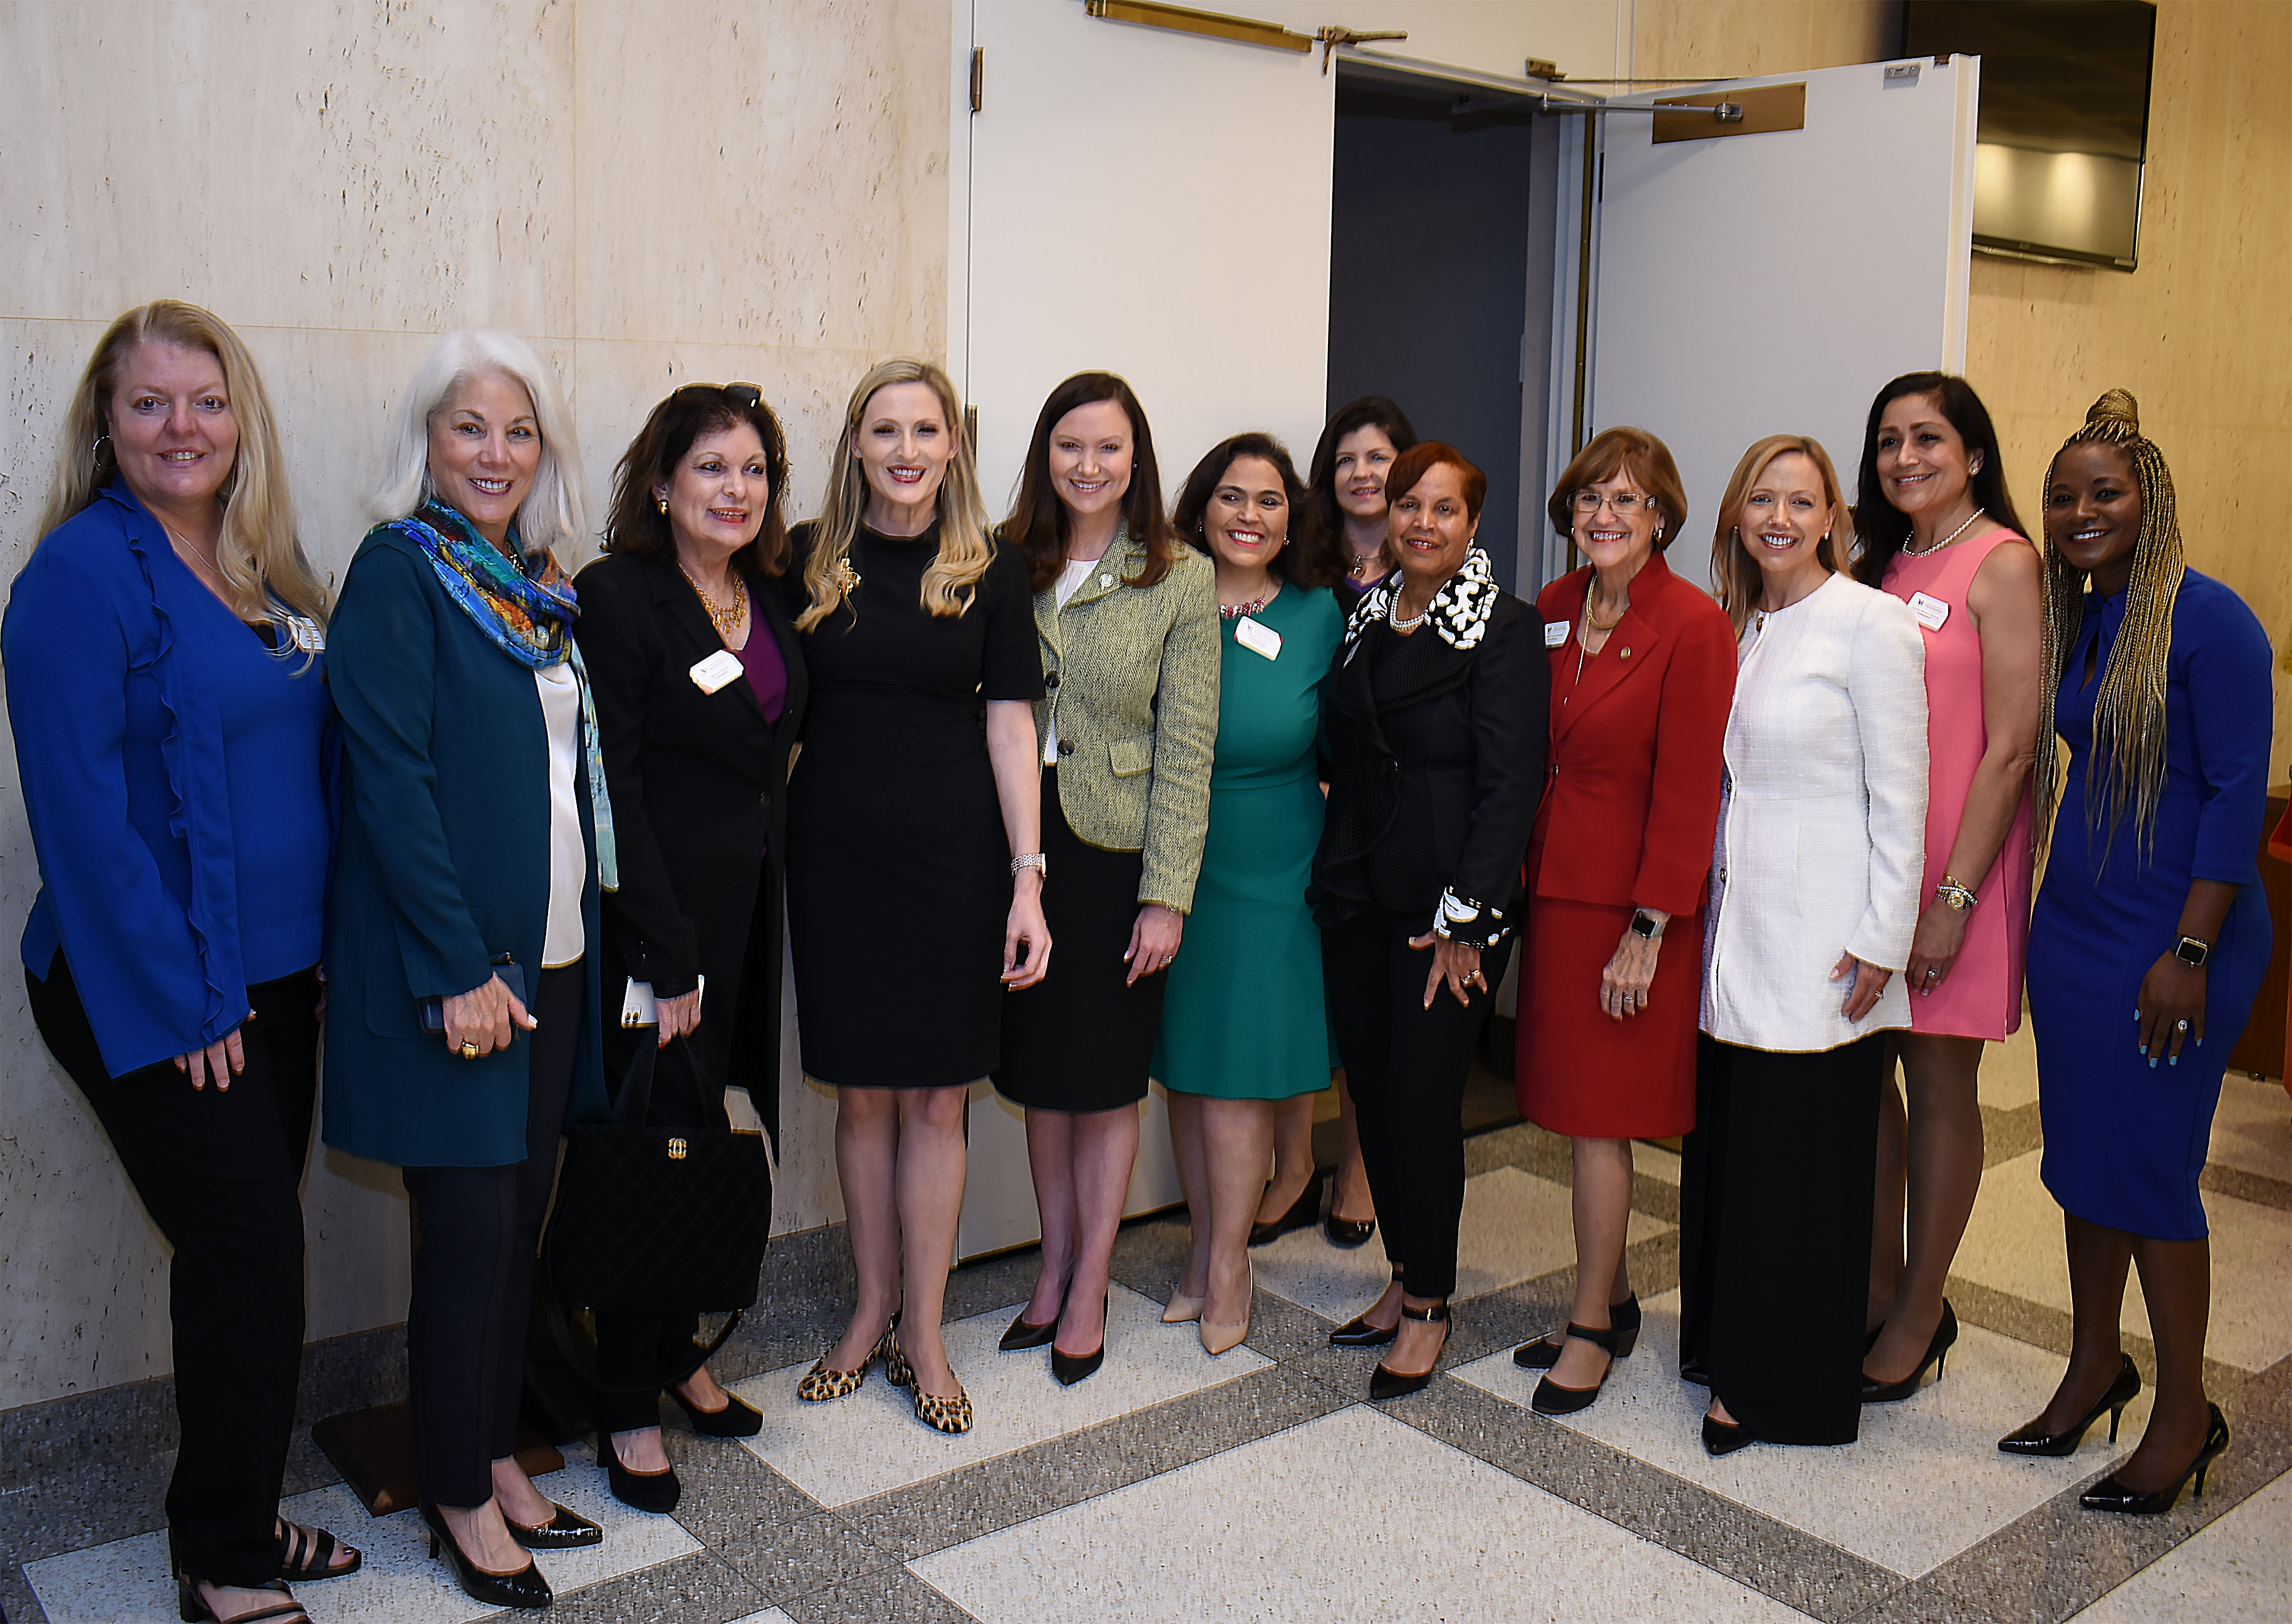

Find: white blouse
<box><xmin>1700</xmin><ymin>571</ymin><xmax>1928</xmax><ymax>1053</ymax></box>
<box><xmin>534</xmin><ymin>663</ymin><xmax>586</xmax><ymax>970</ymax></box>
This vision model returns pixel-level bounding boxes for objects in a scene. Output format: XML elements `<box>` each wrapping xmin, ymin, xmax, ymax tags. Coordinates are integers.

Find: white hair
<box><xmin>372</xmin><ymin>328</ymin><xmax>588</xmax><ymax>557</ymax></box>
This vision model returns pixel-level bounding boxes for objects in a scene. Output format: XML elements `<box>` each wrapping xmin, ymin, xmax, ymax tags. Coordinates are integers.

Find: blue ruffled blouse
<box><xmin>3</xmin><ymin>485</ymin><xmax>333</xmax><ymax>1076</ymax></box>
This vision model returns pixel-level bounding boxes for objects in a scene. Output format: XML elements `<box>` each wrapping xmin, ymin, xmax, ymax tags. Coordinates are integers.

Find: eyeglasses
<box><xmin>1573</xmin><ymin>490</ymin><xmax>1655</xmax><ymax>516</ymax></box>
<box><xmin>673</xmin><ymin>381</ymin><xmax>764</xmax><ymax>411</ymax></box>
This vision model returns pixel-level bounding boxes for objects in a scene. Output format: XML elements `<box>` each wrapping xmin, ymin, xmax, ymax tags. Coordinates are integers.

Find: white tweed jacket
<box><xmin>1700</xmin><ymin>571</ymin><xmax>1929</xmax><ymax>1053</ymax></box>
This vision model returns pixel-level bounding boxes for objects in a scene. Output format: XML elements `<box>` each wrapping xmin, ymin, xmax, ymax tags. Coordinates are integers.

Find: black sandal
<box><xmin>275</xmin><ymin>1519</ymin><xmax>360</xmax><ymax>1582</ymax></box>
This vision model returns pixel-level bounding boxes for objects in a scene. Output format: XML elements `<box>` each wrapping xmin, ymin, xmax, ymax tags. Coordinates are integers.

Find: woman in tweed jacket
<box><xmin>1683</xmin><ymin>435</ymin><xmax>1928</xmax><ymax>1457</ymax></box>
<box><xmin>991</xmin><ymin>372</ymin><xmax>1219</xmax><ymax>1384</ymax></box>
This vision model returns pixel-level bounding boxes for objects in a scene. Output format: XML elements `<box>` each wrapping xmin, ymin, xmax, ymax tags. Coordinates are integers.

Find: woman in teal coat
<box><xmin>1154</xmin><ymin>433</ymin><xmax>1346</xmax><ymax>1354</ymax></box>
<box><xmin>324</xmin><ymin>330</ymin><xmax>608</xmax><ymax>1611</ymax></box>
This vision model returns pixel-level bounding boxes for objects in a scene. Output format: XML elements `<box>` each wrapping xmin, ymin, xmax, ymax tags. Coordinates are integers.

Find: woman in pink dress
<box><xmin>1853</xmin><ymin>374</ymin><xmax>2044</xmax><ymax>1399</ymax></box>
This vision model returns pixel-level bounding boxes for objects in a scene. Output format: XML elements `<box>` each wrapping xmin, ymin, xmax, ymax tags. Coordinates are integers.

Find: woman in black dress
<box><xmin>574</xmin><ymin>383</ymin><xmax>807</xmax><ymax>1508</ymax></box>
<box><xmin>784</xmin><ymin>359</ymin><xmax>1049</xmax><ymax>1435</ymax></box>
<box><xmin>991</xmin><ymin>373</ymin><xmax>1218</xmax><ymax>1382</ymax></box>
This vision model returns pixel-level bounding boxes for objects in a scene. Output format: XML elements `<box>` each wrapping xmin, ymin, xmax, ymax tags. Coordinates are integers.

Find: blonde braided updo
<box><xmin>2035</xmin><ymin>388</ymin><xmax>2185</xmax><ymax>862</ymax></box>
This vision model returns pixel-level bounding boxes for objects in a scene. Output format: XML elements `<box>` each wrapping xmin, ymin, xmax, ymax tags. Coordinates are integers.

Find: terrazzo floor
<box><xmin>12</xmin><ymin>1029</ymin><xmax>2291</xmax><ymax>1624</ymax></box>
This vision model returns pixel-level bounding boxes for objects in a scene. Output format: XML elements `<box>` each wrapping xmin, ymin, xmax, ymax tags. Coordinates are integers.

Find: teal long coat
<box><xmin>321</xmin><ymin>524</ymin><xmax>607</xmax><ymax>1169</ymax></box>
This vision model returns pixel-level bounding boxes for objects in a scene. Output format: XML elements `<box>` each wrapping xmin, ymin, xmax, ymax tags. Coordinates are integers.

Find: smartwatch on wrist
<box><xmin>1630</xmin><ymin>910</ymin><xmax>1662</xmax><ymax>940</ymax></box>
<box><xmin>2174</xmin><ymin>934</ymin><xmax>2212</xmax><ymax>968</ymax></box>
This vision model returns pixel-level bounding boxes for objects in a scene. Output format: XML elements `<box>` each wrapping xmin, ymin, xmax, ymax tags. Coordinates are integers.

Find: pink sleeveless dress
<box><xmin>1883</xmin><ymin>530</ymin><xmax>2037</xmax><ymax>1040</ymax></box>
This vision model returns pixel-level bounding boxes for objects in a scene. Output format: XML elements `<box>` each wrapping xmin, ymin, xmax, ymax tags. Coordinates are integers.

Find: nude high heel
<box><xmin>1200</xmin><ymin>1262</ymin><xmax>1252</xmax><ymax>1355</ymax></box>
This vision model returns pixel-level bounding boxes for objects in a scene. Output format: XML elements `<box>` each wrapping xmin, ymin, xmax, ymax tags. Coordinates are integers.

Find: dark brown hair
<box><xmin>1547</xmin><ymin>426</ymin><xmax>1688</xmax><ymax>551</ymax></box>
<box><xmin>604</xmin><ymin>383</ymin><xmax>791</xmax><ymax>577</ymax></box>
<box><xmin>1171</xmin><ymin>432</ymin><xmax>1342</xmax><ymax>590</ymax></box>
<box><xmin>1852</xmin><ymin>372</ymin><xmax>2028</xmax><ymax>587</ymax></box>
<box><xmin>1386</xmin><ymin>441</ymin><xmax>1486</xmax><ymax>522</ymax></box>
<box><xmin>1303</xmin><ymin>395</ymin><xmax>1419</xmax><ymax>554</ymax></box>
<box><xmin>1002</xmin><ymin>371</ymin><xmax>1175</xmax><ymax>592</ymax></box>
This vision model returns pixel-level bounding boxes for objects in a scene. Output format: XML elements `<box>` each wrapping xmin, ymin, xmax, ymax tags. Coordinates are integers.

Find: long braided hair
<box><xmin>2035</xmin><ymin>389</ymin><xmax>2184</xmax><ymax>864</ymax></box>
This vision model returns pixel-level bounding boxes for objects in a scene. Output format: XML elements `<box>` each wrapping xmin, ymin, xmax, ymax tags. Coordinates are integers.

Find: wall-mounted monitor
<box><xmin>1903</xmin><ymin>0</ymin><xmax>2156</xmax><ymax>271</ymax></box>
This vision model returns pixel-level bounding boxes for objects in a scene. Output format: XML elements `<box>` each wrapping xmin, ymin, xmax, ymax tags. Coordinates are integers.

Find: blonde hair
<box><xmin>1709</xmin><ymin>434</ymin><xmax>1857</xmax><ymax>633</ymax></box>
<box><xmin>2034</xmin><ymin>389</ymin><xmax>2184</xmax><ymax>862</ymax></box>
<box><xmin>372</xmin><ymin>329</ymin><xmax>588</xmax><ymax>561</ymax></box>
<box><xmin>36</xmin><ymin>301</ymin><xmax>327</xmax><ymax>628</ymax></box>
<box><xmin>796</xmin><ymin>358</ymin><xmax>990</xmax><ymax>633</ymax></box>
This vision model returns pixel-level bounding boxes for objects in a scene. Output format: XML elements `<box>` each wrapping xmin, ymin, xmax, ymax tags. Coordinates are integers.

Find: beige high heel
<box><xmin>1199</xmin><ymin>1263</ymin><xmax>1252</xmax><ymax>1355</ymax></box>
<box><xmin>1163</xmin><ymin>1291</ymin><xmax>1205</xmax><ymax>1325</ymax></box>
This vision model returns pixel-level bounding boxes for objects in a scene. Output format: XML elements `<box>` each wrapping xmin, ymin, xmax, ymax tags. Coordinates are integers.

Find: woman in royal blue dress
<box><xmin>2008</xmin><ymin>390</ymin><xmax>2271</xmax><ymax>1514</ymax></box>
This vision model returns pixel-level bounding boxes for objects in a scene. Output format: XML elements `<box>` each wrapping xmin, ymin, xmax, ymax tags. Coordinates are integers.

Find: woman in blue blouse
<box><xmin>2008</xmin><ymin>391</ymin><xmax>2269</xmax><ymax>1514</ymax></box>
<box><xmin>4</xmin><ymin>303</ymin><xmax>351</xmax><ymax>1624</ymax></box>
<box><xmin>324</xmin><ymin>330</ymin><xmax>610</xmax><ymax>1610</ymax></box>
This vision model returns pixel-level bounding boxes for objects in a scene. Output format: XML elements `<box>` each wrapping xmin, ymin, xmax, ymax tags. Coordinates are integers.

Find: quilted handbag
<box><xmin>539</xmin><ymin>1034</ymin><xmax>771</xmax><ymax>1319</ymax></box>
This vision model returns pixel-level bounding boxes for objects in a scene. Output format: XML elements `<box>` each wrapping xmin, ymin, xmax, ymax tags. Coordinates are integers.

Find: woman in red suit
<box><xmin>1512</xmin><ymin>428</ymin><xmax>1736</xmax><ymax>1413</ymax></box>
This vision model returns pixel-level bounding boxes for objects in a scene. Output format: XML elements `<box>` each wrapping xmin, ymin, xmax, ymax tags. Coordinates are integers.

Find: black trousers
<box><xmin>1680</xmin><ymin>1033</ymin><xmax>1884</xmax><ymax>1445</ymax></box>
<box><xmin>1321</xmin><ymin>911</ymin><xmax>1513</xmax><ymax>1301</ymax></box>
<box><xmin>400</xmin><ymin>965</ymin><xmax>582</xmax><ymax>1508</ymax></box>
<box><xmin>26</xmin><ymin>953</ymin><xmax>321</xmax><ymax>1587</ymax></box>
<box><xmin>591</xmin><ymin>1027</ymin><xmax>732</xmax><ymax>1435</ymax></box>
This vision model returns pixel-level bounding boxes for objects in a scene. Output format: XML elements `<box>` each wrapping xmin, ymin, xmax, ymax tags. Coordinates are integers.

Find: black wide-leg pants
<box><xmin>27</xmin><ymin>954</ymin><xmax>321</xmax><ymax>1588</ymax></box>
<box><xmin>400</xmin><ymin>964</ymin><xmax>582</xmax><ymax>1508</ymax></box>
<box><xmin>1680</xmin><ymin>1032</ymin><xmax>1884</xmax><ymax>1445</ymax></box>
<box><xmin>1321</xmin><ymin>911</ymin><xmax>1512</xmax><ymax>1301</ymax></box>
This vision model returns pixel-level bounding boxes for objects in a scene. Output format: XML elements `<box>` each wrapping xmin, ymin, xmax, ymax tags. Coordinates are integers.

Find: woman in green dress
<box><xmin>1155</xmin><ymin>433</ymin><xmax>1347</xmax><ymax>1353</ymax></box>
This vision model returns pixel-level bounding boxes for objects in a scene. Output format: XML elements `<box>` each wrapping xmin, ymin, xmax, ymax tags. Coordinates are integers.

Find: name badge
<box><xmin>1544</xmin><ymin>620</ymin><xmax>1570</xmax><ymax>648</ymax></box>
<box><xmin>1907</xmin><ymin>591</ymin><xmax>1951</xmax><ymax>631</ymax></box>
<box><xmin>282</xmin><ymin>614</ymin><xmax>325</xmax><ymax>653</ymax></box>
<box><xmin>690</xmin><ymin>649</ymin><xmax>744</xmax><ymax>693</ymax></box>
<box><xmin>1233</xmin><ymin>616</ymin><xmax>1283</xmax><ymax>661</ymax></box>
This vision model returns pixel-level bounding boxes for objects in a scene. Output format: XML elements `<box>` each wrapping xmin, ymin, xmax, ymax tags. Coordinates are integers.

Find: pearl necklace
<box><xmin>1902</xmin><ymin>507</ymin><xmax>1986</xmax><ymax>557</ymax></box>
<box><xmin>1387</xmin><ymin>591</ymin><xmax>1429</xmax><ymax>633</ymax></box>
<box><xmin>682</xmin><ymin>564</ymin><xmax>749</xmax><ymax>643</ymax></box>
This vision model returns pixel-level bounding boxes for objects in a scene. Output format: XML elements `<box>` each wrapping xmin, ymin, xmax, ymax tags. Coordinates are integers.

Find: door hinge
<box><xmin>970</xmin><ymin>46</ymin><xmax>985</xmax><ymax>113</ymax></box>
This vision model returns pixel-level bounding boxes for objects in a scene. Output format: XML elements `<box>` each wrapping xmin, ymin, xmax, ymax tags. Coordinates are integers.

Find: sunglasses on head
<box><xmin>673</xmin><ymin>381</ymin><xmax>764</xmax><ymax>411</ymax></box>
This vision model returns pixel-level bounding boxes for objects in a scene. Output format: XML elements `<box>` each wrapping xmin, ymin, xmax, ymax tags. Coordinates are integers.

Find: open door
<box><xmin>955</xmin><ymin>0</ymin><xmax>1337</xmax><ymax>1261</ymax></box>
<box><xmin>1585</xmin><ymin>57</ymin><xmax>1979</xmax><ymax>586</ymax></box>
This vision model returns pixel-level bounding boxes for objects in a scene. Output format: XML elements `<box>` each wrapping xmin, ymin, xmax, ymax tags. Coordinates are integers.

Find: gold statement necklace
<box><xmin>683</xmin><ymin>564</ymin><xmax>749</xmax><ymax>643</ymax></box>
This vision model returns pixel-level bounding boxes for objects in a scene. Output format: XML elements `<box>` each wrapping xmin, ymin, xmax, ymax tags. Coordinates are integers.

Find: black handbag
<box><xmin>537</xmin><ymin>1032</ymin><xmax>771</xmax><ymax>1343</ymax></box>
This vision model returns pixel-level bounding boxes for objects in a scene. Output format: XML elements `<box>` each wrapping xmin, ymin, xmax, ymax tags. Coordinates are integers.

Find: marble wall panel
<box><xmin>2</xmin><ymin>1</ymin><xmax>579</xmax><ymax>336</ymax></box>
<box><xmin>569</xmin><ymin>0</ymin><xmax>950</xmax><ymax>356</ymax></box>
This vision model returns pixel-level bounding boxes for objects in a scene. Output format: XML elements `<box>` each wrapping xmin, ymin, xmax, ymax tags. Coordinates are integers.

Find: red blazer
<box><xmin>1530</xmin><ymin>552</ymin><xmax>1736</xmax><ymax>918</ymax></box>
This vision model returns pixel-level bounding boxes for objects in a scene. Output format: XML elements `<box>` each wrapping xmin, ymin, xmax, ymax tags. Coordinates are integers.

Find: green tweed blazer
<box><xmin>1035</xmin><ymin>531</ymin><xmax>1220</xmax><ymax>913</ymax></box>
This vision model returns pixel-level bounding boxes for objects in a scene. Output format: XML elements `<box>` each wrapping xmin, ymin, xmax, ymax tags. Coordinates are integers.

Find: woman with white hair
<box><xmin>323</xmin><ymin>329</ymin><xmax>612</xmax><ymax>1608</ymax></box>
<box><xmin>5</xmin><ymin>301</ymin><xmax>351</xmax><ymax>1624</ymax></box>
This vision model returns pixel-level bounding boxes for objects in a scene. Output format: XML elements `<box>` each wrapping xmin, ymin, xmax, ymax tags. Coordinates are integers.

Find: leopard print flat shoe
<box><xmin>797</xmin><ymin>1312</ymin><xmax>905</xmax><ymax>1403</ymax></box>
<box><xmin>911</xmin><ymin>1380</ymin><xmax>973</xmax><ymax>1434</ymax></box>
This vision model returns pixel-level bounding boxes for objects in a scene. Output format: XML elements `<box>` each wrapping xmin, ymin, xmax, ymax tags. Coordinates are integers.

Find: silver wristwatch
<box><xmin>1011</xmin><ymin>852</ymin><xmax>1049</xmax><ymax>881</ymax></box>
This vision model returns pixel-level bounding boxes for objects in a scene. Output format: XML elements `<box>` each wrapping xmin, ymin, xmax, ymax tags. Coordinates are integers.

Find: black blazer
<box><xmin>1312</xmin><ymin>589</ymin><xmax>1549</xmax><ymax>944</ymax></box>
<box><xmin>573</xmin><ymin>548</ymin><xmax>807</xmax><ymax>1130</ymax></box>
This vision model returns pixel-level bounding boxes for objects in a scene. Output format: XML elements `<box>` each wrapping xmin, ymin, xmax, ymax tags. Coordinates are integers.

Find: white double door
<box><xmin>950</xmin><ymin>6</ymin><xmax>1977</xmax><ymax>1259</ymax></box>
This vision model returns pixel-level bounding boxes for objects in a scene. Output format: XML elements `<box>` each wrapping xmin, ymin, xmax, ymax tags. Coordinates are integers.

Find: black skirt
<box><xmin>994</xmin><ymin>768</ymin><xmax>1164</xmax><ymax>1112</ymax></box>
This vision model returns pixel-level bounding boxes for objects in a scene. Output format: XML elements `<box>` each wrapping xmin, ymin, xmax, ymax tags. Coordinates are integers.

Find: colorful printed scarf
<box><xmin>390</xmin><ymin>503</ymin><xmax>620</xmax><ymax>891</ymax></box>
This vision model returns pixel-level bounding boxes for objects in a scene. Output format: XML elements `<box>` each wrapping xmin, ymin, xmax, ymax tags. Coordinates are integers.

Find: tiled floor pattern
<box><xmin>13</xmin><ymin>1064</ymin><xmax>2291</xmax><ymax>1624</ymax></box>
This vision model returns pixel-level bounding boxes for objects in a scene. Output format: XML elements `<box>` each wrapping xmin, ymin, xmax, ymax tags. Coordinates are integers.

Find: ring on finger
<box><xmin>2176</xmin><ymin>1018</ymin><xmax>2190</xmax><ymax>1032</ymax></box>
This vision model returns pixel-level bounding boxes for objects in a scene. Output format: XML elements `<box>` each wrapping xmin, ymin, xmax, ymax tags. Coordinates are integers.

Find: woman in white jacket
<box><xmin>1681</xmin><ymin>435</ymin><xmax>1927</xmax><ymax>1456</ymax></box>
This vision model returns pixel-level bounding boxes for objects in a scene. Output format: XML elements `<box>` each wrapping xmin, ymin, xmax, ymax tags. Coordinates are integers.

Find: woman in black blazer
<box><xmin>573</xmin><ymin>383</ymin><xmax>807</xmax><ymax>1511</ymax></box>
<box><xmin>1312</xmin><ymin>442</ymin><xmax>1548</xmax><ymax>1401</ymax></box>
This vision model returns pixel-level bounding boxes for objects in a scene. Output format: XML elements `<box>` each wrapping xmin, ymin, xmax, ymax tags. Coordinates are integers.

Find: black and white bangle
<box><xmin>1432</xmin><ymin>887</ymin><xmax>1509</xmax><ymax>949</ymax></box>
